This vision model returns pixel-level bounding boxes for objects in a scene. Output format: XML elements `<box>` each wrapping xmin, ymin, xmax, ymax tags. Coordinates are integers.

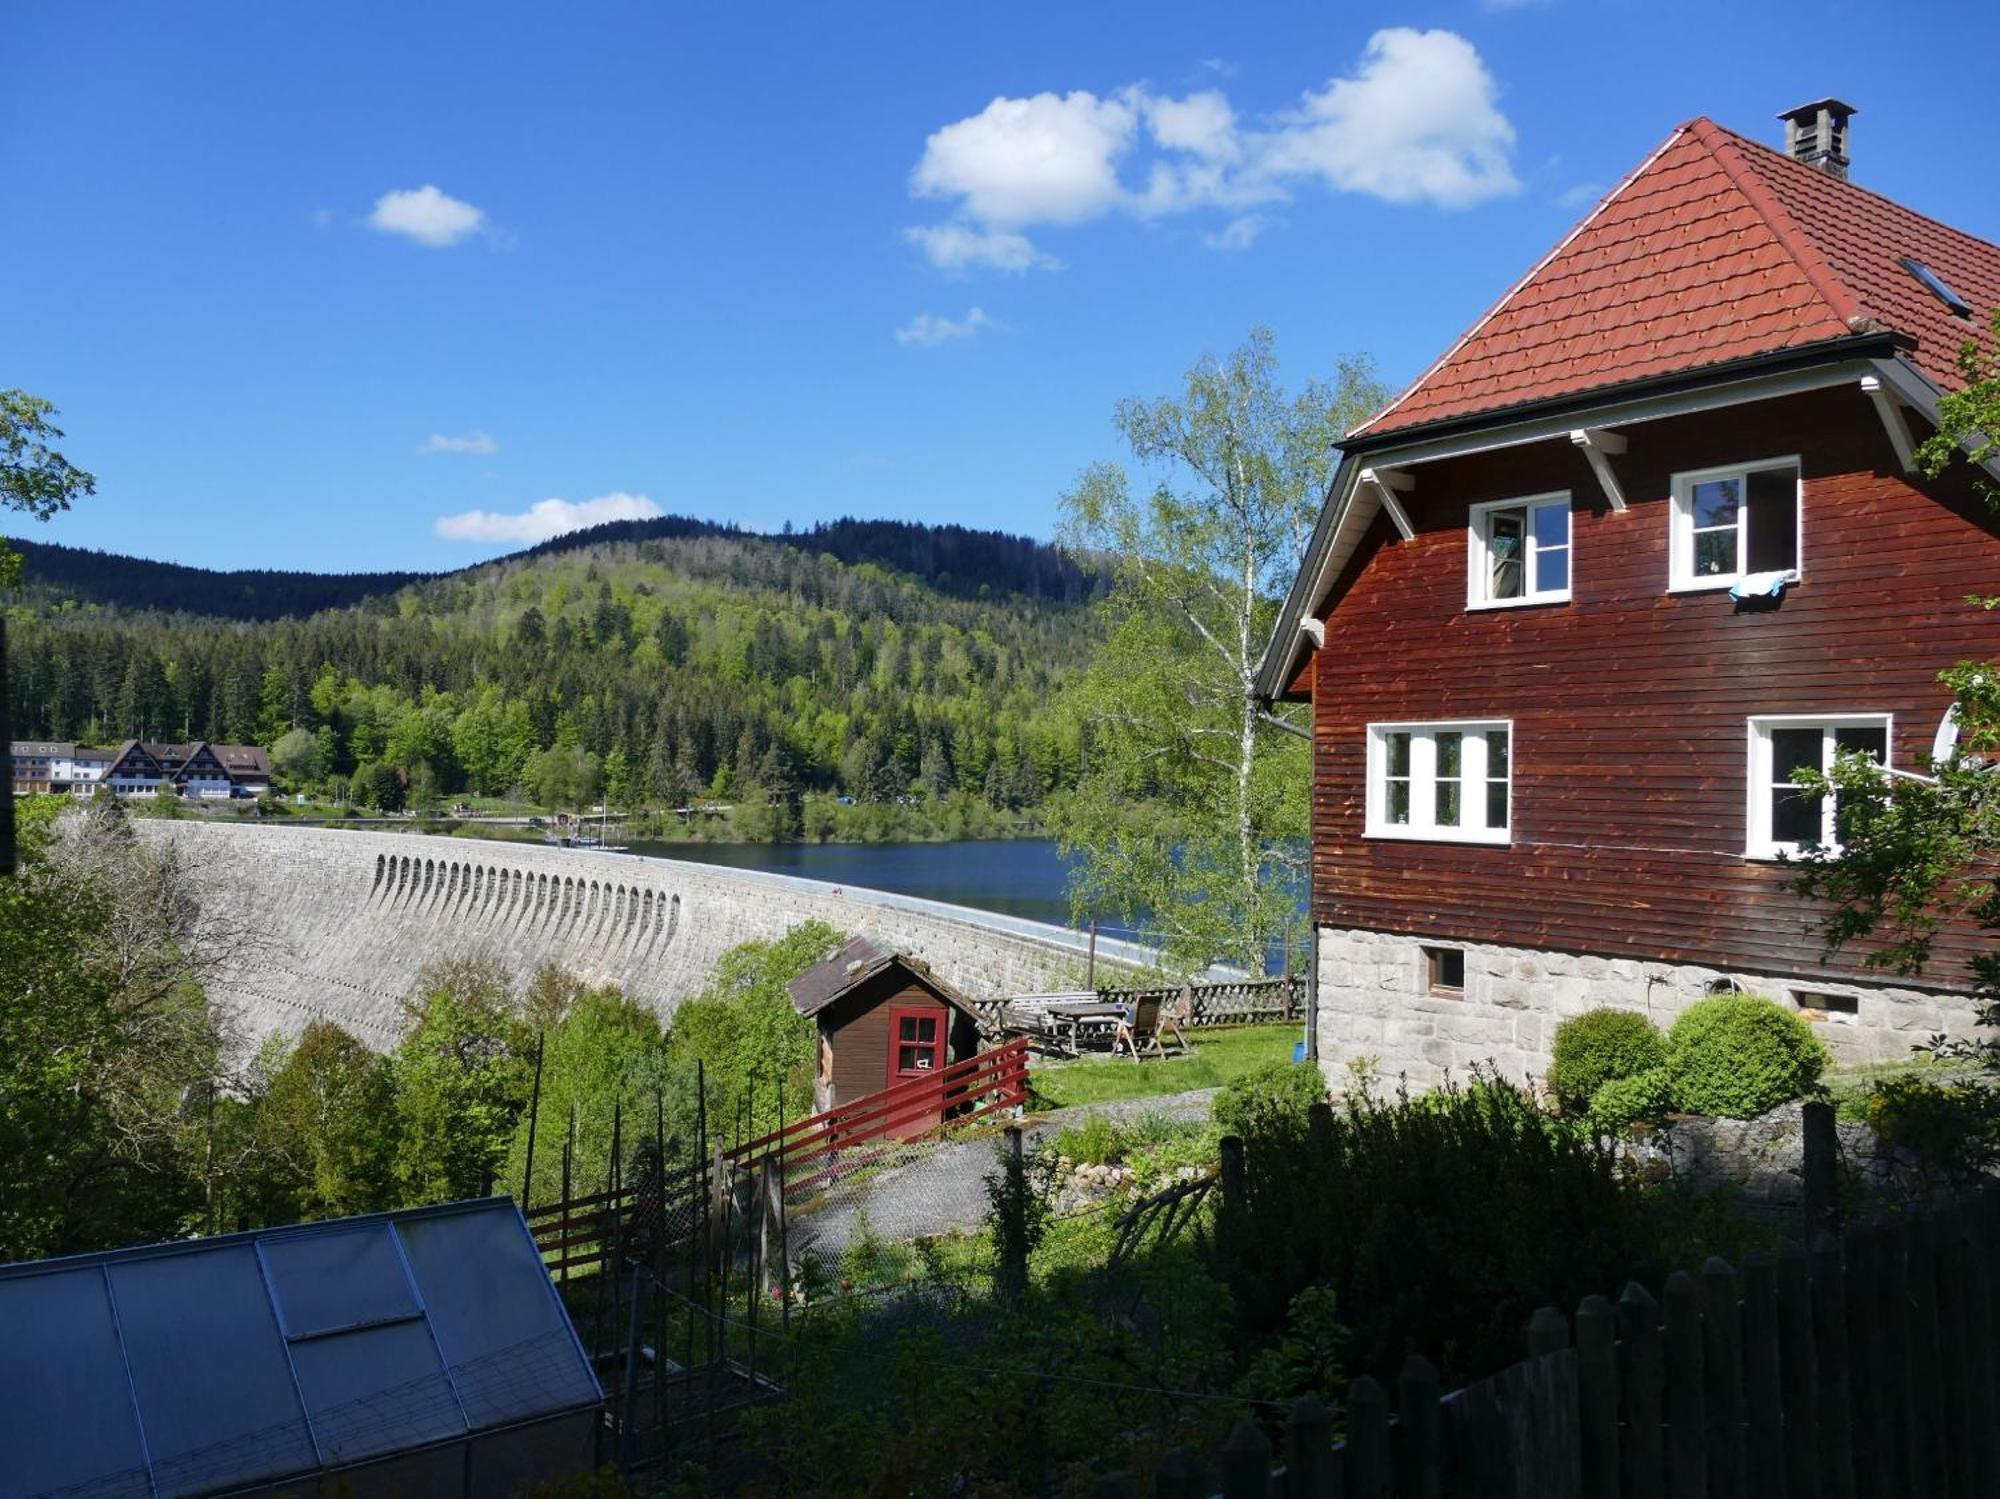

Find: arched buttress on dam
<box><xmin>139</xmin><ymin>823</ymin><xmax>1139</xmax><ymax>1055</ymax></box>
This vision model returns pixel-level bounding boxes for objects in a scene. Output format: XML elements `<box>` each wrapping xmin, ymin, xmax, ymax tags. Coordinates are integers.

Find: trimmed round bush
<box><xmin>1547</xmin><ymin>1008</ymin><xmax>1667</xmax><ymax>1114</ymax></box>
<box><xmin>1664</xmin><ymin>994</ymin><xmax>1831</xmax><ymax>1119</ymax></box>
<box><xmin>1589</xmin><ymin>1067</ymin><xmax>1673</xmax><ymax>1132</ymax></box>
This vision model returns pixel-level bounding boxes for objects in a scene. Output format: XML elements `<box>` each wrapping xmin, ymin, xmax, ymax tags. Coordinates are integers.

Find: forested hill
<box><xmin>5</xmin><ymin>521</ymin><xmax>1104</xmax><ymax>819</ymax></box>
<box><xmin>6</xmin><ymin>516</ymin><xmax>1101</xmax><ymax>620</ymax></box>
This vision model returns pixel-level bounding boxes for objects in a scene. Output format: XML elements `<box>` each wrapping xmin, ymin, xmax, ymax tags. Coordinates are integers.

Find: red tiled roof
<box><xmin>1354</xmin><ymin>117</ymin><xmax>2000</xmax><ymax>438</ymax></box>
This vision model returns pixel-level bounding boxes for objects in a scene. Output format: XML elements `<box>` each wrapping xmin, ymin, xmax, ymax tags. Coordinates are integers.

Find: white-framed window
<box><xmin>1670</xmin><ymin>458</ymin><xmax>1801</xmax><ymax>591</ymax></box>
<box><xmin>1746</xmin><ymin>714</ymin><xmax>1890</xmax><ymax>858</ymax></box>
<box><xmin>1467</xmin><ymin>493</ymin><xmax>1571</xmax><ymax>608</ymax></box>
<box><xmin>1366</xmin><ymin>720</ymin><xmax>1512</xmax><ymax>844</ymax></box>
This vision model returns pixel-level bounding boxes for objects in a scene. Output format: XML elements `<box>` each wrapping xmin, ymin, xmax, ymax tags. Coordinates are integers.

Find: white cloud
<box><xmin>902</xmin><ymin>223</ymin><xmax>1058</xmax><ymax>273</ymax></box>
<box><xmin>904</xmin><ymin>30</ymin><xmax>1517</xmax><ymax>268</ymax></box>
<box><xmin>368</xmin><ymin>184</ymin><xmax>491</xmax><ymax>248</ymax></box>
<box><xmin>420</xmin><ymin>430</ymin><xmax>499</xmax><ymax>456</ymax></box>
<box><xmin>911</xmin><ymin>90</ymin><xmax>1138</xmax><ymax>228</ymax></box>
<box><xmin>434</xmin><ymin>492</ymin><xmax>662</xmax><ymax>544</ymax></box>
<box><xmin>1257</xmin><ymin>30</ymin><xmax>1518</xmax><ymax>208</ymax></box>
<box><xmin>1205</xmin><ymin>214</ymin><xmax>1272</xmax><ymax>252</ymax></box>
<box><xmin>1555</xmin><ymin>181</ymin><xmax>1605</xmax><ymax>210</ymax></box>
<box><xmin>894</xmin><ymin>308</ymin><xmax>998</xmax><ymax>347</ymax></box>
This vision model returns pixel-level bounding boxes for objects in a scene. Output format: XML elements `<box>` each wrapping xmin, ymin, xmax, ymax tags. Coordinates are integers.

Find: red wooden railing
<box><xmin>730</xmin><ymin>1037</ymin><xmax>1031</xmax><ymax>1199</ymax></box>
<box><xmin>523</xmin><ymin>1040</ymin><xmax>1031</xmax><ymax>1267</ymax></box>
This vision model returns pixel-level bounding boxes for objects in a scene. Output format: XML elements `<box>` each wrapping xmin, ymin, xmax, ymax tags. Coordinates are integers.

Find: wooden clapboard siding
<box><xmin>1310</xmin><ymin>387</ymin><xmax>2000</xmax><ymax>987</ymax></box>
<box><xmin>819</xmin><ymin>969</ymin><xmax>971</xmax><ymax>1107</ymax></box>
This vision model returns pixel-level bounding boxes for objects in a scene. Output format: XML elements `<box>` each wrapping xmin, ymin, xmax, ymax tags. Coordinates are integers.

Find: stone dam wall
<box><xmin>140</xmin><ymin>823</ymin><xmax>1142</xmax><ymax>1052</ymax></box>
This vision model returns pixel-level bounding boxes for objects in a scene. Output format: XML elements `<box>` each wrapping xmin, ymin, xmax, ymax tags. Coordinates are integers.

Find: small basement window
<box><xmin>1670</xmin><ymin>459</ymin><xmax>1800</xmax><ymax>592</ymax></box>
<box><xmin>1467</xmin><ymin>493</ymin><xmax>1571</xmax><ymax>608</ymax></box>
<box><xmin>1794</xmin><ymin>989</ymin><xmax>1860</xmax><ymax>1021</ymax></box>
<box><xmin>1424</xmin><ymin>946</ymin><xmax>1466</xmax><ymax>994</ymax></box>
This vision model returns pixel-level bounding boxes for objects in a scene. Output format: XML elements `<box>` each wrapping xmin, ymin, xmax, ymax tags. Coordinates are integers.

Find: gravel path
<box><xmin>787</xmin><ymin>1087</ymin><xmax>1220</xmax><ymax>1261</ymax></box>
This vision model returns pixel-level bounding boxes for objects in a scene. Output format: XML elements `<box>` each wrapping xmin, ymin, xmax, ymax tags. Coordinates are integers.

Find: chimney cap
<box><xmin>1777</xmin><ymin>97</ymin><xmax>1859</xmax><ymax>124</ymax></box>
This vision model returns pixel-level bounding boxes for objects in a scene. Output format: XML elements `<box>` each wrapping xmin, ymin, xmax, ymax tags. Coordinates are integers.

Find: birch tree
<box><xmin>1052</xmin><ymin>329</ymin><xmax>1382</xmax><ymax>972</ymax></box>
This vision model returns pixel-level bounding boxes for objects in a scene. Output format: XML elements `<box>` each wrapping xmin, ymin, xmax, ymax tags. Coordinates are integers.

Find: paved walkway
<box><xmin>785</xmin><ymin>1087</ymin><xmax>1220</xmax><ymax>1263</ymax></box>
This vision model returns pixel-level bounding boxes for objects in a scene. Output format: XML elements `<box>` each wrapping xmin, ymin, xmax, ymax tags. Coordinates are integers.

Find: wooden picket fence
<box><xmin>1107</xmin><ymin>976</ymin><xmax>1304</xmax><ymax>1027</ymax></box>
<box><xmin>1098</xmin><ymin>1187</ymin><xmax>2000</xmax><ymax>1498</ymax></box>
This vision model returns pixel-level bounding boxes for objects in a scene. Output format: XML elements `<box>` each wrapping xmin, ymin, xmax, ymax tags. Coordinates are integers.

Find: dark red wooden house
<box><xmin>788</xmin><ymin>935</ymin><xmax>983</xmax><ymax>1120</ymax></box>
<box><xmin>1258</xmin><ymin>101</ymin><xmax>2000</xmax><ymax>1085</ymax></box>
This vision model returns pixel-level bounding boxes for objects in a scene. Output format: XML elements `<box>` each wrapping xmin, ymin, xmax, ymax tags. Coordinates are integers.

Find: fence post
<box><xmin>1154</xmin><ymin>1446</ymin><xmax>1202</xmax><ymax>1499</ymax></box>
<box><xmin>1663</xmin><ymin>1270</ymin><xmax>1707</xmax><ymax>1499</ymax></box>
<box><xmin>1936</xmin><ymin>1210</ymin><xmax>1975</xmax><ymax>1499</ymax></box>
<box><xmin>1877</xmin><ymin>1224</ymin><xmax>1915</xmax><ymax>1493</ymax></box>
<box><xmin>1528</xmin><ymin>1304</ymin><xmax>1569</xmax><ymax>1357</ymax></box>
<box><xmin>1395</xmin><ymin>1357</ymin><xmax>1442</xmax><ymax>1499</ymax></box>
<box><xmin>1841</xmin><ymin>1226</ymin><xmax>1885</xmax><ymax>1496</ymax></box>
<box><xmin>1219</xmin><ymin>1418</ymin><xmax>1273</xmax><ymax>1499</ymax></box>
<box><xmin>1287</xmin><ymin>1394</ymin><xmax>1339</xmax><ymax>1499</ymax></box>
<box><xmin>1346</xmin><ymin>1376</ymin><xmax>1392</xmax><ymax>1499</ymax></box>
<box><xmin>1739</xmin><ymin>1251</ymin><xmax>1784</xmax><ymax>1499</ymax></box>
<box><xmin>1903</xmin><ymin>1218</ymin><xmax>1946</xmax><ymax>1498</ymax></box>
<box><xmin>1956</xmin><ymin>1206</ymin><xmax>1999</xmax><ymax>1497</ymax></box>
<box><xmin>1699</xmin><ymin>1257</ymin><xmax>1745</xmax><ymax>1499</ymax></box>
<box><xmin>1807</xmin><ymin>1232</ymin><xmax>1856</xmax><ymax>1499</ymax></box>
<box><xmin>1801</xmin><ymin>1099</ymin><xmax>1839</xmax><ymax>1238</ymax></box>
<box><xmin>1775</xmin><ymin>1244</ymin><xmax>1820</xmax><ymax>1499</ymax></box>
<box><xmin>1576</xmin><ymin>1293</ymin><xmax>1619</xmax><ymax>1499</ymax></box>
<box><xmin>1619</xmin><ymin>1281</ymin><xmax>1665</xmax><ymax>1499</ymax></box>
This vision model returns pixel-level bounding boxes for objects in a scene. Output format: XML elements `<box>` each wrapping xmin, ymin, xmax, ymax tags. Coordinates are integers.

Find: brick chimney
<box><xmin>1778</xmin><ymin>98</ymin><xmax>1856</xmax><ymax>179</ymax></box>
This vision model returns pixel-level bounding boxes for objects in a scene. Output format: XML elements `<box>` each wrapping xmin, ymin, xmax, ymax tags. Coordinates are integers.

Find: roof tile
<box><xmin>1355</xmin><ymin>117</ymin><xmax>2000</xmax><ymax>437</ymax></box>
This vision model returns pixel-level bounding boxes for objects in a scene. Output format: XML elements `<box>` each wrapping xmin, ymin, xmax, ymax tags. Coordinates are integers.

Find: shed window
<box><xmin>1670</xmin><ymin>459</ymin><xmax>1800</xmax><ymax>591</ymax></box>
<box><xmin>892</xmin><ymin>1010</ymin><xmax>943</xmax><ymax>1075</ymax></box>
<box><xmin>1747</xmin><ymin>715</ymin><xmax>1889</xmax><ymax>858</ymax></box>
<box><xmin>1468</xmin><ymin>493</ymin><xmax>1571</xmax><ymax>608</ymax></box>
<box><xmin>1367</xmin><ymin>721</ymin><xmax>1511</xmax><ymax>844</ymax></box>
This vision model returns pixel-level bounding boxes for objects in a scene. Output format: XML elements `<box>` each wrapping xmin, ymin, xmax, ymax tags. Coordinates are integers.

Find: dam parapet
<box><xmin>136</xmin><ymin>822</ymin><xmax>1149</xmax><ymax>1051</ymax></box>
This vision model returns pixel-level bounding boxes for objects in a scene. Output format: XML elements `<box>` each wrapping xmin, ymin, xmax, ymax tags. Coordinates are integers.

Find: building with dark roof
<box><xmin>789</xmin><ymin>934</ymin><xmax>983</xmax><ymax>1115</ymax></box>
<box><xmin>1259</xmin><ymin>100</ymin><xmax>2000</xmax><ymax>1087</ymax></box>
<box><xmin>0</xmin><ymin>1198</ymin><xmax>602</xmax><ymax>1499</ymax></box>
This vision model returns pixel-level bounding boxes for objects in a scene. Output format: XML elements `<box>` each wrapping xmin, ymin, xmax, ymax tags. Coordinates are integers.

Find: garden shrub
<box><xmin>1548</xmin><ymin>1008</ymin><xmax>1667</xmax><ymax>1114</ymax></box>
<box><xmin>1212</xmin><ymin>1059</ymin><xmax>1330</xmax><ymax>1141</ymax></box>
<box><xmin>1866</xmin><ymin>1075</ymin><xmax>2000</xmax><ymax>1186</ymax></box>
<box><xmin>1664</xmin><ymin>994</ymin><xmax>1830</xmax><ymax>1119</ymax></box>
<box><xmin>1052</xmin><ymin>1112</ymin><xmax>1123</xmax><ymax>1166</ymax></box>
<box><xmin>1588</xmin><ymin>1066</ymin><xmax>1673</xmax><ymax>1132</ymax></box>
<box><xmin>1221</xmin><ymin>1070</ymin><xmax>1756</xmax><ymax>1384</ymax></box>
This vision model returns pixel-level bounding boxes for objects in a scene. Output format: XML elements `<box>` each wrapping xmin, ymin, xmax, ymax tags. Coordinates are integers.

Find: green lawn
<box><xmin>1029</xmin><ymin>1023</ymin><xmax>1303</xmax><ymax>1109</ymax></box>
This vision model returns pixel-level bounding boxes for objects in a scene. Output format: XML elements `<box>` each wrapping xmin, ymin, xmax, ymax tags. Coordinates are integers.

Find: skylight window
<box><xmin>1901</xmin><ymin>257</ymin><xmax>1974</xmax><ymax>318</ymax></box>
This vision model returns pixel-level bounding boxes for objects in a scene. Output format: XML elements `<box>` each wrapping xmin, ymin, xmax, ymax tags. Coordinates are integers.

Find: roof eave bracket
<box><xmin>1859</xmin><ymin>374</ymin><xmax>1920</xmax><ymax>475</ymax></box>
<box><xmin>1359</xmin><ymin>467</ymin><xmax>1417</xmax><ymax>541</ymax></box>
<box><xmin>1568</xmin><ymin>428</ymin><xmax>1629</xmax><ymax>511</ymax></box>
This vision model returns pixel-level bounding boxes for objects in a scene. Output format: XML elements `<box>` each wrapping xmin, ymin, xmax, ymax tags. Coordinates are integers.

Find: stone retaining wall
<box><xmin>143</xmin><ymin>823</ymin><xmax>1141</xmax><ymax>1052</ymax></box>
<box><xmin>1312</xmin><ymin>924</ymin><xmax>1977</xmax><ymax>1090</ymax></box>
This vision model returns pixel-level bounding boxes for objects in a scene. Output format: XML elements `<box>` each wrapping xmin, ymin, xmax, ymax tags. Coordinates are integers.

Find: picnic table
<box><xmin>1039</xmin><ymin>998</ymin><xmax>1127</xmax><ymax>1057</ymax></box>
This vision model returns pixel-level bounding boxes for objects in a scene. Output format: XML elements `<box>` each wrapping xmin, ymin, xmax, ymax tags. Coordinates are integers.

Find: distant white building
<box><xmin>9</xmin><ymin>740</ymin><xmax>271</xmax><ymax>799</ymax></box>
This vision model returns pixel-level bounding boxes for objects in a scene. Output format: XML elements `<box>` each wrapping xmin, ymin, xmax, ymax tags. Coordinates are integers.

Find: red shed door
<box><xmin>886</xmin><ymin>1006</ymin><xmax>947</xmax><ymax>1137</ymax></box>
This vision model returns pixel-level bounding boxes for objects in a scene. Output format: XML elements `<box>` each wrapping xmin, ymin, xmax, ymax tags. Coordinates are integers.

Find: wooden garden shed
<box><xmin>788</xmin><ymin>935</ymin><xmax>982</xmax><ymax>1118</ymax></box>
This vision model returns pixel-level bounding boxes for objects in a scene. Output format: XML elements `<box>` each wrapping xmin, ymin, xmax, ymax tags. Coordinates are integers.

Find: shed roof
<box><xmin>788</xmin><ymin>934</ymin><xmax>977</xmax><ymax>1019</ymax></box>
<box><xmin>1353</xmin><ymin>116</ymin><xmax>2000</xmax><ymax>439</ymax></box>
<box><xmin>0</xmin><ymin>1198</ymin><xmax>600</xmax><ymax>1499</ymax></box>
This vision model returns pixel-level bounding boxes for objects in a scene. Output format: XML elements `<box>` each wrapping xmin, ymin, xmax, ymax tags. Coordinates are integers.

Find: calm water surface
<box><xmin>624</xmin><ymin>837</ymin><xmax>1085</xmax><ymax>928</ymax></box>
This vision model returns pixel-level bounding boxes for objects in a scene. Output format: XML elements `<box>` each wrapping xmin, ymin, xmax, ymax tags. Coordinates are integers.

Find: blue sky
<box><xmin>12</xmin><ymin>0</ymin><xmax>1998</xmax><ymax>573</ymax></box>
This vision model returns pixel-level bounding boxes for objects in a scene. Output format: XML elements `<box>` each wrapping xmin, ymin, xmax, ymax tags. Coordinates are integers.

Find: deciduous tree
<box><xmin>1052</xmin><ymin>328</ymin><xmax>1382</xmax><ymax>970</ymax></box>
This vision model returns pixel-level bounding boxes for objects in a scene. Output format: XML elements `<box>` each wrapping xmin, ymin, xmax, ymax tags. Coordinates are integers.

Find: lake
<box><xmin>624</xmin><ymin>836</ymin><xmax>1092</xmax><ymax>931</ymax></box>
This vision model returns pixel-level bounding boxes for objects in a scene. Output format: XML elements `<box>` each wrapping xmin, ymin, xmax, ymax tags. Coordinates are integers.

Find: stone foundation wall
<box><xmin>1312</xmin><ymin>925</ymin><xmax>1977</xmax><ymax>1091</ymax></box>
